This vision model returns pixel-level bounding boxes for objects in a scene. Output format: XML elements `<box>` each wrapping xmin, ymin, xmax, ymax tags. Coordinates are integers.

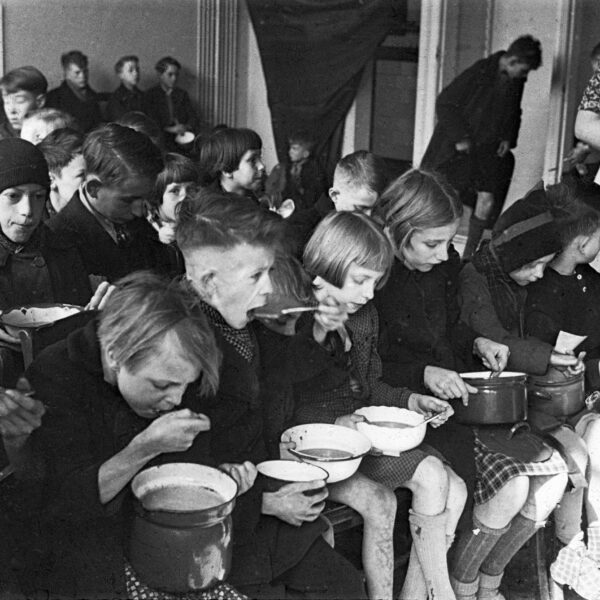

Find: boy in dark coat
<box><xmin>46</xmin><ymin>50</ymin><xmax>103</xmax><ymax>133</ymax></box>
<box><xmin>421</xmin><ymin>35</ymin><xmax>542</xmax><ymax>259</ymax></box>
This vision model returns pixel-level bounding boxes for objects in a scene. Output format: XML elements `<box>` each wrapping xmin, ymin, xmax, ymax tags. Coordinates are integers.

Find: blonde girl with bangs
<box><xmin>286</xmin><ymin>211</ymin><xmax>467</xmax><ymax>600</ymax></box>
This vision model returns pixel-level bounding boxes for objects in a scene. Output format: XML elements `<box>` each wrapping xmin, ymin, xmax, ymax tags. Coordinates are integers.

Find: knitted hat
<box><xmin>491</xmin><ymin>188</ymin><xmax>562</xmax><ymax>273</ymax></box>
<box><xmin>0</xmin><ymin>138</ymin><xmax>50</xmax><ymax>193</ymax></box>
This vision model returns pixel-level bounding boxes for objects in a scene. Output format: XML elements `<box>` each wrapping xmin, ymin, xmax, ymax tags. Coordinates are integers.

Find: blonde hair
<box><xmin>98</xmin><ymin>271</ymin><xmax>220</xmax><ymax>396</ymax></box>
<box><xmin>374</xmin><ymin>168</ymin><xmax>462</xmax><ymax>253</ymax></box>
<box><xmin>303</xmin><ymin>211</ymin><xmax>393</xmax><ymax>288</ymax></box>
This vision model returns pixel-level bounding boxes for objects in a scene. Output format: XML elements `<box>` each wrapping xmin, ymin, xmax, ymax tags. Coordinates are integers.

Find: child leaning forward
<box><xmin>284</xmin><ymin>212</ymin><xmax>470</xmax><ymax>600</ymax></box>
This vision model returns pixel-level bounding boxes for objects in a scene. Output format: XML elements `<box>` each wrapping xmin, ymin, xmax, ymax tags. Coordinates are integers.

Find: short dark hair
<box><xmin>155</xmin><ymin>56</ymin><xmax>181</xmax><ymax>74</ymax></box>
<box><xmin>38</xmin><ymin>127</ymin><xmax>84</xmax><ymax>174</ymax></box>
<box><xmin>335</xmin><ymin>150</ymin><xmax>390</xmax><ymax>197</ymax></box>
<box><xmin>198</xmin><ymin>127</ymin><xmax>262</xmax><ymax>185</ymax></box>
<box><xmin>288</xmin><ymin>130</ymin><xmax>315</xmax><ymax>153</ymax></box>
<box><xmin>99</xmin><ymin>270</ymin><xmax>220</xmax><ymax>396</ymax></box>
<box><xmin>61</xmin><ymin>50</ymin><xmax>88</xmax><ymax>70</ymax></box>
<box><xmin>506</xmin><ymin>35</ymin><xmax>542</xmax><ymax>70</ymax></box>
<box><xmin>0</xmin><ymin>66</ymin><xmax>47</xmax><ymax>96</ymax></box>
<box><xmin>545</xmin><ymin>181</ymin><xmax>600</xmax><ymax>245</ymax></box>
<box><xmin>150</xmin><ymin>152</ymin><xmax>199</xmax><ymax>208</ymax></box>
<box><xmin>114</xmin><ymin>55</ymin><xmax>139</xmax><ymax>74</ymax></box>
<box><xmin>116</xmin><ymin>111</ymin><xmax>164</xmax><ymax>151</ymax></box>
<box><xmin>83</xmin><ymin>123</ymin><xmax>163</xmax><ymax>185</ymax></box>
<box><xmin>176</xmin><ymin>190</ymin><xmax>285</xmax><ymax>254</ymax></box>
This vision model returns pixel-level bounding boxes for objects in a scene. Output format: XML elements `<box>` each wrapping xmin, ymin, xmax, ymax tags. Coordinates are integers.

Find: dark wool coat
<box><xmin>46</xmin><ymin>190</ymin><xmax>173</xmax><ymax>283</ymax></box>
<box><xmin>46</xmin><ymin>81</ymin><xmax>103</xmax><ymax>133</ymax></box>
<box><xmin>106</xmin><ymin>83</ymin><xmax>145</xmax><ymax>121</ymax></box>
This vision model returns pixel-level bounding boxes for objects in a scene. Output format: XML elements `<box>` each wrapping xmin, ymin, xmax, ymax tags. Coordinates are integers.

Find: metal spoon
<box><xmin>253</xmin><ymin>306</ymin><xmax>318</xmax><ymax>319</ymax></box>
<box><xmin>362</xmin><ymin>413</ymin><xmax>441</xmax><ymax>429</ymax></box>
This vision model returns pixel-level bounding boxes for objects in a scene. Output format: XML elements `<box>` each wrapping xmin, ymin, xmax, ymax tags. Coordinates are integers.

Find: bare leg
<box><xmin>444</xmin><ymin>465</ymin><xmax>468</xmax><ymax>538</ymax></box>
<box><xmin>582</xmin><ymin>418</ymin><xmax>600</xmax><ymax>525</ymax></box>
<box><xmin>329</xmin><ymin>471</ymin><xmax>396</xmax><ymax>600</ymax></box>
<box><xmin>475</xmin><ymin>475</ymin><xmax>529</xmax><ymax>529</ymax></box>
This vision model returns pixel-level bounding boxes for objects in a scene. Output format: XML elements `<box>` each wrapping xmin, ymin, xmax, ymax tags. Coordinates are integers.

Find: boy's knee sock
<box><xmin>450</xmin><ymin>517</ymin><xmax>509</xmax><ymax>584</ymax></box>
<box><xmin>554</xmin><ymin>487</ymin><xmax>584</xmax><ymax>545</ymax></box>
<box><xmin>408</xmin><ymin>509</ymin><xmax>456</xmax><ymax>599</ymax></box>
<box><xmin>479</xmin><ymin>512</ymin><xmax>542</xmax><ymax>576</ymax></box>
<box><xmin>398</xmin><ymin>544</ymin><xmax>427</xmax><ymax>600</ymax></box>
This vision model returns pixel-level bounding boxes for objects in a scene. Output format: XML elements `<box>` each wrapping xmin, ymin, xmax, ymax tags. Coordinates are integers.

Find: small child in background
<box><xmin>20</xmin><ymin>108</ymin><xmax>76</xmax><ymax>145</ymax></box>
<box><xmin>329</xmin><ymin>150</ymin><xmax>390</xmax><ymax>215</ymax></box>
<box><xmin>38</xmin><ymin>127</ymin><xmax>85</xmax><ymax>215</ymax></box>
<box><xmin>147</xmin><ymin>152</ymin><xmax>199</xmax><ymax>245</ymax></box>
<box><xmin>265</xmin><ymin>130</ymin><xmax>327</xmax><ymax>211</ymax></box>
<box><xmin>106</xmin><ymin>55</ymin><xmax>144</xmax><ymax>122</ymax></box>
<box><xmin>0</xmin><ymin>66</ymin><xmax>47</xmax><ymax>139</ymax></box>
<box><xmin>46</xmin><ymin>50</ymin><xmax>103</xmax><ymax>133</ymax></box>
<box><xmin>198</xmin><ymin>127</ymin><xmax>265</xmax><ymax>199</ymax></box>
<box><xmin>143</xmin><ymin>56</ymin><xmax>197</xmax><ymax>151</ymax></box>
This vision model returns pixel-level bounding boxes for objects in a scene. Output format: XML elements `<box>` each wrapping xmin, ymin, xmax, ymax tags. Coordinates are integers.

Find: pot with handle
<box><xmin>527</xmin><ymin>370</ymin><xmax>585</xmax><ymax>417</ymax></box>
<box><xmin>455</xmin><ymin>371</ymin><xmax>528</xmax><ymax>425</ymax></box>
<box><xmin>128</xmin><ymin>463</ymin><xmax>237</xmax><ymax>592</ymax></box>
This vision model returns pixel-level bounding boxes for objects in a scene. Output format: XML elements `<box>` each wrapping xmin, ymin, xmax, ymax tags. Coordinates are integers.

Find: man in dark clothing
<box><xmin>421</xmin><ymin>35</ymin><xmax>542</xmax><ymax>259</ymax></box>
<box><xmin>46</xmin><ymin>50</ymin><xmax>103</xmax><ymax>133</ymax></box>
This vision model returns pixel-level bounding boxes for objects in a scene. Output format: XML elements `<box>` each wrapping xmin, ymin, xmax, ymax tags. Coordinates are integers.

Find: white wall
<box><xmin>2</xmin><ymin>0</ymin><xmax>200</xmax><ymax>105</ymax></box>
<box><xmin>236</xmin><ymin>0</ymin><xmax>277</xmax><ymax>170</ymax></box>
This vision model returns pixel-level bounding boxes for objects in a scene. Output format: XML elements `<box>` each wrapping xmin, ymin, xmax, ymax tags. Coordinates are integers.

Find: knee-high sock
<box><xmin>480</xmin><ymin>512</ymin><xmax>542</xmax><ymax>576</ymax></box>
<box><xmin>408</xmin><ymin>509</ymin><xmax>456</xmax><ymax>599</ymax></box>
<box><xmin>450</xmin><ymin>517</ymin><xmax>509</xmax><ymax>583</ymax></box>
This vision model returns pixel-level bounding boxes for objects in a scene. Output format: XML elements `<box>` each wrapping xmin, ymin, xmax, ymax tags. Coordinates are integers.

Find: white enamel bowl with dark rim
<box><xmin>0</xmin><ymin>304</ymin><xmax>83</xmax><ymax>337</ymax></box>
<box><xmin>354</xmin><ymin>406</ymin><xmax>427</xmax><ymax>454</ymax></box>
<box><xmin>456</xmin><ymin>371</ymin><xmax>528</xmax><ymax>425</ymax></box>
<box><xmin>281</xmin><ymin>423</ymin><xmax>372</xmax><ymax>483</ymax></box>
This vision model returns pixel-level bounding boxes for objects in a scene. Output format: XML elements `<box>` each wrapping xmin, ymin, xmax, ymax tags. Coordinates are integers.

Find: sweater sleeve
<box><xmin>458</xmin><ymin>264</ymin><xmax>553</xmax><ymax>375</ymax></box>
<box><xmin>26</xmin><ymin>357</ymin><xmax>125</xmax><ymax>523</ymax></box>
<box><xmin>435</xmin><ymin>60</ymin><xmax>485</xmax><ymax>143</ymax></box>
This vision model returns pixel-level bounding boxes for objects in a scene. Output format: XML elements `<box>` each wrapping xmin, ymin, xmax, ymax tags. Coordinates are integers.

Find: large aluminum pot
<box><xmin>528</xmin><ymin>371</ymin><xmax>585</xmax><ymax>417</ymax></box>
<box><xmin>129</xmin><ymin>463</ymin><xmax>237</xmax><ymax>592</ymax></box>
<box><xmin>455</xmin><ymin>371</ymin><xmax>528</xmax><ymax>425</ymax></box>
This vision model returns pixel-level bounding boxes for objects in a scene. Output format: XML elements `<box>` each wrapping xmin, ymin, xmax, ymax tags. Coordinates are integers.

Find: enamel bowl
<box><xmin>0</xmin><ymin>304</ymin><xmax>84</xmax><ymax>337</ymax></box>
<box><xmin>354</xmin><ymin>406</ymin><xmax>426</xmax><ymax>454</ymax></box>
<box><xmin>281</xmin><ymin>423</ymin><xmax>371</xmax><ymax>483</ymax></box>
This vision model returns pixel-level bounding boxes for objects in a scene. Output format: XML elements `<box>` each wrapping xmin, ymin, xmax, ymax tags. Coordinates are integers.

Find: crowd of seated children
<box><xmin>265</xmin><ymin>130</ymin><xmax>327</xmax><ymax>211</ymax></box>
<box><xmin>289</xmin><ymin>211</ymin><xmax>465</xmax><ymax>600</ymax></box>
<box><xmin>106</xmin><ymin>55</ymin><xmax>144</xmax><ymax>121</ymax></box>
<box><xmin>45</xmin><ymin>123</ymin><xmax>171</xmax><ymax>283</ymax></box>
<box><xmin>175</xmin><ymin>192</ymin><xmax>367</xmax><ymax>599</ymax></box>
<box><xmin>144</xmin><ymin>56</ymin><xmax>198</xmax><ymax>151</ymax></box>
<box><xmin>46</xmin><ymin>50</ymin><xmax>103</xmax><ymax>133</ymax></box>
<box><xmin>0</xmin><ymin>66</ymin><xmax>47</xmax><ymax>139</ymax></box>
<box><xmin>38</xmin><ymin>127</ymin><xmax>85</xmax><ymax>216</ymax></box>
<box><xmin>20</xmin><ymin>108</ymin><xmax>75</xmax><ymax>145</ymax></box>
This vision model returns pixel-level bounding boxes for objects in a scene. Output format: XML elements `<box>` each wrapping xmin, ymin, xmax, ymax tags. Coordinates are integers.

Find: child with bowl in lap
<box><xmin>286</xmin><ymin>210</ymin><xmax>468</xmax><ymax>600</ymax></box>
<box><xmin>175</xmin><ymin>192</ymin><xmax>367</xmax><ymax>600</ymax></box>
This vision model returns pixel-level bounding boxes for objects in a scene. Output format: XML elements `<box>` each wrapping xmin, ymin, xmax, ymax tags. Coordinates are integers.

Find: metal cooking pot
<box><xmin>128</xmin><ymin>463</ymin><xmax>237</xmax><ymax>592</ymax></box>
<box><xmin>528</xmin><ymin>371</ymin><xmax>585</xmax><ymax>417</ymax></box>
<box><xmin>455</xmin><ymin>371</ymin><xmax>528</xmax><ymax>425</ymax></box>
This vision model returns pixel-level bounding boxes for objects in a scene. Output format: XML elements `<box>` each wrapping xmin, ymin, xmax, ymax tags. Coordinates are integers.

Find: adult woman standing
<box><xmin>20</xmin><ymin>272</ymin><xmax>254</xmax><ymax>598</ymax></box>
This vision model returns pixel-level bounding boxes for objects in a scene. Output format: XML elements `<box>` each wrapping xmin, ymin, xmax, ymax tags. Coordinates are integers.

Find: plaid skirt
<box><xmin>358</xmin><ymin>443</ymin><xmax>445</xmax><ymax>489</ymax></box>
<box><xmin>124</xmin><ymin>560</ymin><xmax>248</xmax><ymax>600</ymax></box>
<box><xmin>474</xmin><ymin>436</ymin><xmax>568</xmax><ymax>505</ymax></box>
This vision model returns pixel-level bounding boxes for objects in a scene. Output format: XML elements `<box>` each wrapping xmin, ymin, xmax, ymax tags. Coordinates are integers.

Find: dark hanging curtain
<box><xmin>246</xmin><ymin>0</ymin><xmax>404</xmax><ymax>176</ymax></box>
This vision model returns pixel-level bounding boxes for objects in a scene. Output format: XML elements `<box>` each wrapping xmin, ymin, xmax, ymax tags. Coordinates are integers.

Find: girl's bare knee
<box><xmin>411</xmin><ymin>455</ymin><xmax>448</xmax><ymax>492</ymax></box>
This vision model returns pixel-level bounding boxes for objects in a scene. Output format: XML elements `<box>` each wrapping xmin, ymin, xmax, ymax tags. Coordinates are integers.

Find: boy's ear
<box><xmin>328</xmin><ymin>187</ymin><xmax>338</xmax><ymax>205</ymax></box>
<box><xmin>35</xmin><ymin>94</ymin><xmax>46</xmax><ymax>109</ymax></box>
<box><xmin>301</xmin><ymin>148</ymin><xmax>310</xmax><ymax>160</ymax></box>
<box><xmin>312</xmin><ymin>275</ymin><xmax>326</xmax><ymax>289</ymax></box>
<box><xmin>48</xmin><ymin>171</ymin><xmax>58</xmax><ymax>192</ymax></box>
<box><xmin>84</xmin><ymin>176</ymin><xmax>102</xmax><ymax>200</ymax></box>
<box><xmin>189</xmin><ymin>270</ymin><xmax>217</xmax><ymax>299</ymax></box>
